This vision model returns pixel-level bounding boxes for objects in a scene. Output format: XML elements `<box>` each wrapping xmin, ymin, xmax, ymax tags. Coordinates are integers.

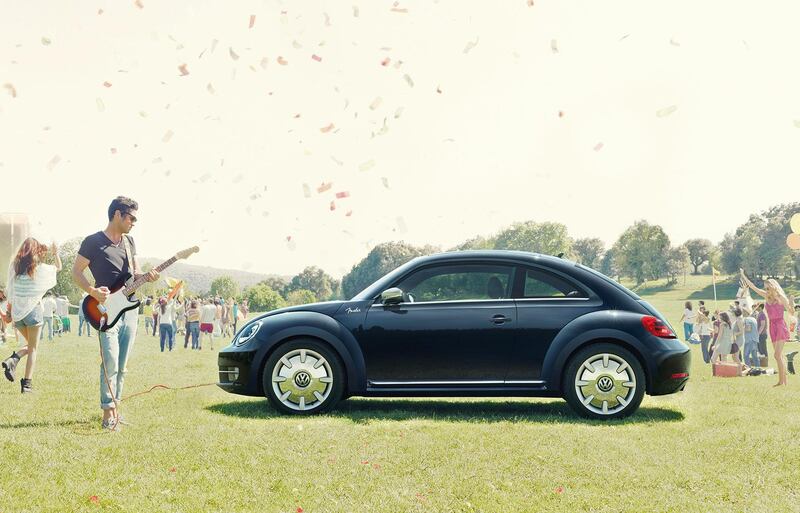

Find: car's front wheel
<box><xmin>563</xmin><ymin>343</ymin><xmax>645</xmax><ymax>420</ymax></box>
<box><xmin>263</xmin><ymin>339</ymin><xmax>344</xmax><ymax>415</ymax></box>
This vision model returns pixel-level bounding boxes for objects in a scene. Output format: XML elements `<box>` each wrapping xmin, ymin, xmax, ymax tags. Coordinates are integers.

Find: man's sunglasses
<box><xmin>122</xmin><ymin>211</ymin><xmax>137</xmax><ymax>223</ymax></box>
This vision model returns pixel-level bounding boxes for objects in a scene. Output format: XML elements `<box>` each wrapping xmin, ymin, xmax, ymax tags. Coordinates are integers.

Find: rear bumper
<box><xmin>217</xmin><ymin>350</ymin><xmax>260</xmax><ymax>396</ymax></box>
<box><xmin>649</xmin><ymin>345</ymin><xmax>691</xmax><ymax>396</ymax></box>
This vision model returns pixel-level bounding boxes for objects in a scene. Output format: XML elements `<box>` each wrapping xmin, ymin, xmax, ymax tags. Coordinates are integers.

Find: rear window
<box><xmin>576</xmin><ymin>264</ymin><xmax>640</xmax><ymax>300</ymax></box>
<box><xmin>523</xmin><ymin>268</ymin><xmax>587</xmax><ymax>298</ymax></box>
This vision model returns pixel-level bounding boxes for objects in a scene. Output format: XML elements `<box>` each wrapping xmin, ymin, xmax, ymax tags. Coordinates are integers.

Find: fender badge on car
<box><xmin>345</xmin><ymin>307</ymin><xmax>361</xmax><ymax>314</ymax></box>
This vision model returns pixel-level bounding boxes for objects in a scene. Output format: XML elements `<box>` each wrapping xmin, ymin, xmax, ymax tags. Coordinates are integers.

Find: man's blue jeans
<box><xmin>40</xmin><ymin>316</ymin><xmax>53</xmax><ymax>341</ymax></box>
<box><xmin>744</xmin><ymin>342</ymin><xmax>760</xmax><ymax>367</ymax></box>
<box><xmin>159</xmin><ymin>323</ymin><xmax>174</xmax><ymax>352</ymax></box>
<box><xmin>98</xmin><ymin>310</ymin><xmax>138</xmax><ymax>410</ymax></box>
<box><xmin>78</xmin><ymin>315</ymin><xmax>92</xmax><ymax>337</ymax></box>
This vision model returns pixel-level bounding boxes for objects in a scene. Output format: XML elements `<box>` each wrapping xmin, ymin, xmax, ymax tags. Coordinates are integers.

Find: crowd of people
<box><xmin>681</xmin><ymin>269</ymin><xmax>799</xmax><ymax>386</ymax></box>
<box><xmin>140</xmin><ymin>294</ymin><xmax>249</xmax><ymax>352</ymax></box>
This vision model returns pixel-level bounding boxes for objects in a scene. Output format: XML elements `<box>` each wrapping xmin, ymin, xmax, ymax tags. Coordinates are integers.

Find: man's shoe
<box><xmin>20</xmin><ymin>378</ymin><xmax>32</xmax><ymax>393</ymax></box>
<box><xmin>2</xmin><ymin>353</ymin><xmax>20</xmax><ymax>382</ymax></box>
<box><xmin>101</xmin><ymin>418</ymin><xmax>121</xmax><ymax>432</ymax></box>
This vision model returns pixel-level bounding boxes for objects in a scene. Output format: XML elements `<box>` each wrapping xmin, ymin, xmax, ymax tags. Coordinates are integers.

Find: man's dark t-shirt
<box><xmin>78</xmin><ymin>232</ymin><xmax>137</xmax><ymax>290</ymax></box>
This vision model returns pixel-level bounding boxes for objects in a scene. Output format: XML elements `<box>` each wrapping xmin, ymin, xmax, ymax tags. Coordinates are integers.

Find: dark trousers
<box><xmin>758</xmin><ymin>333</ymin><xmax>769</xmax><ymax>359</ymax></box>
<box><xmin>700</xmin><ymin>335</ymin><xmax>711</xmax><ymax>364</ymax></box>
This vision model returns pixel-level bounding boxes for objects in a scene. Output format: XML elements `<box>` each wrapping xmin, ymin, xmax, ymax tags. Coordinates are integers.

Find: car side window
<box><xmin>395</xmin><ymin>264</ymin><xmax>513</xmax><ymax>302</ymax></box>
<box><xmin>523</xmin><ymin>268</ymin><xmax>586</xmax><ymax>298</ymax></box>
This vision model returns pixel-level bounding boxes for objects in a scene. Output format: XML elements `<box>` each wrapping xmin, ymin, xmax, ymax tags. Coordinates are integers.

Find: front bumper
<box><xmin>649</xmin><ymin>344</ymin><xmax>691</xmax><ymax>396</ymax></box>
<box><xmin>217</xmin><ymin>350</ymin><xmax>259</xmax><ymax>396</ymax></box>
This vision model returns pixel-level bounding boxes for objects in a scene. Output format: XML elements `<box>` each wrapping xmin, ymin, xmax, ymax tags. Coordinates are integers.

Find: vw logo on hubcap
<box><xmin>294</xmin><ymin>371</ymin><xmax>311</xmax><ymax>388</ymax></box>
<box><xmin>597</xmin><ymin>376</ymin><xmax>614</xmax><ymax>393</ymax></box>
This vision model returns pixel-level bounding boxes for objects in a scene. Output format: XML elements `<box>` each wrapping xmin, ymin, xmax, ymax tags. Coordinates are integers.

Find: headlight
<box><xmin>234</xmin><ymin>320</ymin><xmax>262</xmax><ymax>346</ymax></box>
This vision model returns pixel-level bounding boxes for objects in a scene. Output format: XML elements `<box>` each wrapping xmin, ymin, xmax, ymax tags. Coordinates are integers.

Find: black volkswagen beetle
<box><xmin>218</xmin><ymin>250</ymin><xmax>689</xmax><ymax>419</ymax></box>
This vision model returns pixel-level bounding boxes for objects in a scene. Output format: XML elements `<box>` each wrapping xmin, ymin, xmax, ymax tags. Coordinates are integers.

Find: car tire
<box><xmin>563</xmin><ymin>343</ymin><xmax>645</xmax><ymax>420</ymax></box>
<box><xmin>262</xmin><ymin>339</ymin><xmax>344</xmax><ymax>415</ymax></box>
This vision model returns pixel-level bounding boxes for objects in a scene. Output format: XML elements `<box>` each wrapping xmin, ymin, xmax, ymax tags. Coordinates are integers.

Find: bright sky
<box><xmin>2</xmin><ymin>1</ymin><xmax>800</xmax><ymax>278</ymax></box>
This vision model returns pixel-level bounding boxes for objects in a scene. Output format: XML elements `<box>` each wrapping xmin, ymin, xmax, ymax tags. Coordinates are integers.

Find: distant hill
<box><xmin>138</xmin><ymin>258</ymin><xmax>290</xmax><ymax>294</ymax></box>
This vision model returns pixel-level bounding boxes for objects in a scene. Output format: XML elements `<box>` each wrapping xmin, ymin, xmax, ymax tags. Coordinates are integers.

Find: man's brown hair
<box><xmin>108</xmin><ymin>196</ymin><xmax>138</xmax><ymax>221</ymax></box>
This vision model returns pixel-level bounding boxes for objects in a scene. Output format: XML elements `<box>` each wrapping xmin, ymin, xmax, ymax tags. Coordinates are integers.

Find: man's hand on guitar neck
<box><xmin>135</xmin><ymin>269</ymin><xmax>160</xmax><ymax>283</ymax></box>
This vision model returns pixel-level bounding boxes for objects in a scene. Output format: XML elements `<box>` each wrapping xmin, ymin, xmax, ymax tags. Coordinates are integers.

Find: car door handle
<box><xmin>491</xmin><ymin>314</ymin><xmax>511</xmax><ymax>324</ymax></box>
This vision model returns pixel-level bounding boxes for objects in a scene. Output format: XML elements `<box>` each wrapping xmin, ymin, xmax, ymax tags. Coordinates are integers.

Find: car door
<box><xmin>360</xmin><ymin>263</ymin><xmax>517</xmax><ymax>384</ymax></box>
<box><xmin>507</xmin><ymin>266</ymin><xmax>603</xmax><ymax>381</ymax></box>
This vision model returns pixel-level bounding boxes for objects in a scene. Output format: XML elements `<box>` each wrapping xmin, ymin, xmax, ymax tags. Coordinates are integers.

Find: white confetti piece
<box><xmin>260</xmin><ymin>57</ymin><xmax>269</xmax><ymax>70</ymax></box>
<box><xmin>207</xmin><ymin>83</ymin><xmax>215</xmax><ymax>94</ymax></box>
<box><xmin>396</xmin><ymin>216</ymin><xmax>408</xmax><ymax>233</ymax></box>
<box><xmin>210</xmin><ymin>39</ymin><xmax>218</xmax><ymax>53</ymax></box>
<box><xmin>162</xmin><ymin>130</ymin><xmax>174</xmax><ymax>142</ymax></box>
<box><xmin>359</xmin><ymin>159</ymin><xmax>375</xmax><ymax>172</ymax></box>
<box><xmin>463</xmin><ymin>37</ymin><xmax>479</xmax><ymax>54</ymax></box>
<box><xmin>95</xmin><ymin>98</ymin><xmax>105</xmax><ymax>112</ymax></box>
<box><xmin>369</xmin><ymin>97</ymin><xmax>383</xmax><ymax>110</ymax></box>
<box><xmin>394</xmin><ymin>107</ymin><xmax>404</xmax><ymax>119</ymax></box>
<box><xmin>381</xmin><ymin>177</ymin><xmax>390</xmax><ymax>188</ymax></box>
<box><xmin>229</xmin><ymin>47</ymin><xmax>239</xmax><ymax>61</ymax></box>
<box><xmin>198</xmin><ymin>173</ymin><xmax>211</xmax><ymax>183</ymax></box>
<box><xmin>792</xmin><ymin>120</ymin><xmax>800</xmax><ymax>128</ymax></box>
<box><xmin>292</xmin><ymin>40</ymin><xmax>303</xmax><ymax>49</ymax></box>
<box><xmin>669</xmin><ymin>38</ymin><xmax>681</xmax><ymax>47</ymax></box>
<box><xmin>46</xmin><ymin>155</ymin><xmax>61</xmax><ymax>171</ymax></box>
<box><xmin>233</xmin><ymin>174</ymin><xmax>244</xmax><ymax>183</ymax></box>
<box><xmin>323</xmin><ymin>12</ymin><xmax>331</xmax><ymax>26</ymax></box>
<box><xmin>41</xmin><ymin>37</ymin><xmax>52</xmax><ymax>46</ymax></box>
<box><xmin>249</xmin><ymin>14</ymin><xmax>256</xmax><ymax>28</ymax></box>
<box><xmin>302</xmin><ymin>183</ymin><xmax>311</xmax><ymax>197</ymax></box>
<box><xmin>353</xmin><ymin>5</ymin><xmax>359</xmax><ymax>17</ymax></box>
<box><xmin>403</xmin><ymin>74</ymin><xmax>414</xmax><ymax>87</ymax></box>
<box><xmin>656</xmin><ymin>105</ymin><xmax>677</xmax><ymax>118</ymax></box>
<box><xmin>331</xmin><ymin>156</ymin><xmax>343</xmax><ymax>166</ymax></box>
<box><xmin>550</xmin><ymin>39</ymin><xmax>559</xmax><ymax>54</ymax></box>
<box><xmin>593</xmin><ymin>142</ymin><xmax>604</xmax><ymax>152</ymax></box>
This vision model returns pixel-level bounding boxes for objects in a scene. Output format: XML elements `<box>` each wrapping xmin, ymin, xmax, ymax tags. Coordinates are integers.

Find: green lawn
<box><xmin>1</xmin><ymin>277</ymin><xmax>799</xmax><ymax>512</ymax></box>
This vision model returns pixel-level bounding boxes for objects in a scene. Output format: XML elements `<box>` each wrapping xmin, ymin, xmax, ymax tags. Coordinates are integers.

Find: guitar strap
<box><xmin>122</xmin><ymin>234</ymin><xmax>134</xmax><ymax>297</ymax></box>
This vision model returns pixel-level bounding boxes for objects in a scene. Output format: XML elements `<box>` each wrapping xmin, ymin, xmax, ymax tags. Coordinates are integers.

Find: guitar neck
<box><xmin>124</xmin><ymin>256</ymin><xmax>178</xmax><ymax>296</ymax></box>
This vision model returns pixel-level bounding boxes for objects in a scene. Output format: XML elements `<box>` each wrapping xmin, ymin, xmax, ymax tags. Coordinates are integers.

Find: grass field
<box><xmin>1</xmin><ymin>275</ymin><xmax>799</xmax><ymax>512</ymax></box>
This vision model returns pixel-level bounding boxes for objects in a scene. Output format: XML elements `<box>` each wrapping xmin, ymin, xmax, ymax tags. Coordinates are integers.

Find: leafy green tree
<box><xmin>452</xmin><ymin>235</ymin><xmax>496</xmax><ymax>251</ymax></box>
<box><xmin>259</xmin><ymin>276</ymin><xmax>289</xmax><ymax>298</ymax></box>
<box><xmin>664</xmin><ymin>246</ymin><xmax>690</xmax><ymax>286</ymax></box>
<box><xmin>599</xmin><ymin>248</ymin><xmax>619</xmax><ymax>280</ymax></box>
<box><xmin>572</xmin><ymin>238</ymin><xmax>605</xmax><ymax>268</ymax></box>
<box><xmin>210</xmin><ymin>275</ymin><xmax>240</xmax><ymax>299</ymax></box>
<box><xmin>341</xmin><ymin>241</ymin><xmax>439</xmax><ymax>299</ymax></box>
<box><xmin>494</xmin><ymin>221</ymin><xmax>573</xmax><ymax>257</ymax></box>
<box><xmin>612</xmin><ymin>220</ymin><xmax>670</xmax><ymax>284</ymax></box>
<box><xmin>286</xmin><ymin>289</ymin><xmax>317</xmax><ymax>306</ymax></box>
<box><xmin>51</xmin><ymin>237</ymin><xmax>84</xmax><ymax>303</ymax></box>
<box><xmin>684</xmin><ymin>239</ymin><xmax>713</xmax><ymax>274</ymax></box>
<box><xmin>286</xmin><ymin>266</ymin><xmax>336</xmax><ymax>301</ymax></box>
<box><xmin>245</xmin><ymin>284</ymin><xmax>286</xmax><ymax>312</ymax></box>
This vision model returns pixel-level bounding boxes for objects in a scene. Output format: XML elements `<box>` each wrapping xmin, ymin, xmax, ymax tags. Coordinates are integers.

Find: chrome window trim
<box><xmin>515</xmin><ymin>297</ymin><xmax>591</xmax><ymax>302</ymax></box>
<box><xmin>371</xmin><ymin>297</ymin><xmax>590</xmax><ymax>307</ymax></box>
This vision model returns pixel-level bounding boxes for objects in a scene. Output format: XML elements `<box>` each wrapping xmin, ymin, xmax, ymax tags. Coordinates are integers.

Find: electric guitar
<box><xmin>82</xmin><ymin>246</ymin><xmax>199</xmax><ymax>331</ymax></box>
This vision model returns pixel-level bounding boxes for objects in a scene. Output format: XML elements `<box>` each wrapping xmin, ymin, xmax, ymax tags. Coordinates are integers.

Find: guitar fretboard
<box><xmin>124</xmin><ymin>256</ymin><xmax>177</xmax><ymax>295</ymax></box>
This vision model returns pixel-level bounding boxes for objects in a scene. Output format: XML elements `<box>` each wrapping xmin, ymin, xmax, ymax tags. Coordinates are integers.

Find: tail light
<box><xmin>641</xmin><ymin>316</ymin><xmax>676</xmax><ymax>338</ymax></box>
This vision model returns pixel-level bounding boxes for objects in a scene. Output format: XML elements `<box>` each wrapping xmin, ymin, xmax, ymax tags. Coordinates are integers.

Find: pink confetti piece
<box><xmin>361</xmin><ymin>460</ymin><xmax>369</xmax><ymax>465</ymax></box>
<box><xmin>320</xmin><ymin>123</ymin><xmax>335</xmax><ymax>133</ymax></box>
<box><xmin>286</xmin><ymin>235</ymin><xmax>292</xmax><ymax>242</ymax></box>
<box><xmin>41</xmin><ymin>37</ymin><xmax>52</xmax><ymax>46</ymax></box>
<box><xmin>346</xmin><ymin>210</ymin><xmax>353</xmax><ymax>217</ymax></box>
<box><xmin>89</xmin><ymin>495</ymin><xmax>100</xmax><ymax>504</ymax></box>
<box><xmin>178</xmin><ymin>64</ymin><xmax>189</xmax><ymax>76</ymax></box>
<box><xmin>391</xmin><ymin>7</ymin><xmax>408</xmax><ymax>13</ymax></box>
<box><xmin>169</xmin><ymin>467</ymin><xmax>176</xmax><ymax>473</ymax></box>
<box><xmin>335</xmin><ymin>191</ymin><xmax>350</xmax><ymax>199</ymax></box>
<box><xmin>372</xmin><ymin>463</ymin><xmax>381</xmax><ymax>469</ymax></box>
<box><xmin>555</xmin><ymin>486</ymin><xmax>564</xmax><ymax>494</ymax></box>
<box><xmin>381</xmin><ymin>57</ymin><xmax>391</xmax><ymax>66</ymax></box>
<box><xmin>103</xmin><ymin>81</ymin><xmax>113</xmax><ymax>87</ymax></box>
<box><xmin>47</xmin><ymin>155</ymin><xmax>61</xmax><ymax>171</ymax></box>
<box><xmin>110</xmin><ymin>148</ymin><xmax>117</xmax><ymax>154</ymax></box>
<box><xmin>527</xmin><ymin>0</ymin><xmax>534</xmax><ymax>6</ymax></box>
<box><xmin>558</xmin><ymin>110</ymin><xmax>564</xmax><ymax>118</ymax></box>
<box><xmin>162</xmin><ymin>130</ymin><xmax>174</xmax><ymax>142</ymax></box>
<box><xmin>593</xmin><ymin>142</ymin><xmax>604</xmax><ymax>152</ymax></box>
<box><xmin>206</xmin><ymin>83</ymin><xmax>215</xmax><ymax>94</ymax></box>
<box><xmin>277</xmin><ymin>56</ymin><xmax>288</xmax><ymax>65</ymax></box>
<box><xmin>297</xmin><ymin>508</ymin><xmax>304</xmax><ymax>513</ymax></box>
<box><xmin>403</xmin><ymin>74</ymin><xmax>414</xmax><ymax>87</ymax></box>
<box><xmin>3</xmin><ymin>83</ymin><xmax>17</xmax><ymax>98</ymax></box>
<box><xmin>369</xmin><ymin>97</ymin><xmax>382</xmax><ymax>110</ymax></box>
<box><xmin>311</xmin><ymin>54</ymin><xmax>322</xmax><ymax>62</ymax></box>
<box><xmin>229</xmin><ymin>47</ymin><xmax>239</xmax><ymax>61</ymax></box>
<box><xmin>330</xmin><ymin>201</ymin><xmax>336</xmax><ymax>211</ymax></box>
<box><xmin>249</xmin><ymin>14</ymin><xmax>256</xmax><ymax>28</ymax></box>
<box><xmin>317</xmin><ymin>182</ymin><xmax>333</xmax><ymax>193</ymax></box>
<box><xmin>134</xmin><ymin>0</ymin><xmax>144</xmax><ymax>8</ymax></box>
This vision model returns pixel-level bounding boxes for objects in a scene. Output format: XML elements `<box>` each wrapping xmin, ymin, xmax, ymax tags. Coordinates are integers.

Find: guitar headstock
<box><xmin>176</xmin><ymin>246</ymin><xmax>199</xmax><ymax>260</ymax></box>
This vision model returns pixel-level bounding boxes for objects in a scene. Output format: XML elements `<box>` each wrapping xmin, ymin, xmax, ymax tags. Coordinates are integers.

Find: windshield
<box><xmin>576</xmin><ymin>264</ymin><xmax>640</xmax><ymax>300</ymax></box>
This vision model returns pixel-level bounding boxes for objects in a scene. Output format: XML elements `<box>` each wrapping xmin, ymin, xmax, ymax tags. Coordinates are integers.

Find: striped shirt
<box><xmin>6</xmin><ymin>264</ymin><xmax>57</xmax><ymax>322</ymax></box>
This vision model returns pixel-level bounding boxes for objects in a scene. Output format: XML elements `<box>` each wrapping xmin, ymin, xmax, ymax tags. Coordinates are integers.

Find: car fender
<box><xmin>247</xmin><ymin>311</ymin><xmax>367</xmax><ymax>394</ymax></box>
<box><xmin>541</xmin><ymin>310</ymin><xmax>652</xmax><ymax>392</ymax></box>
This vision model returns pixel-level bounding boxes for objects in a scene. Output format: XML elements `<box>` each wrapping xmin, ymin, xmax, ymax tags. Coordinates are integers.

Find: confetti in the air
<box><xmin>381</xmin><ymin>57</ymin><xmax>391</xmax><ymax>67</ymax></box>
<box><xmin>302</xmin><ymin>184</ymin><xmax>311</xmax><ymax>197</ymax></box>
<box><xmin>134</xmin><ymin>0</ymin><xmax>144</xmax><ymax>8</ymax></box>
<box><xmin>558</xmin><ymin>110</ymin><xmax>565</xmax><ymax>118</ymax></box>
<box><xmin>292</xmin><ymin>40</ymin><xmax>303</xmax><ymax>49</ymax></box>
<box><xmin>3</xmin><ymin>83</ymin><xmax>17</xmax><ymax>98</ymax></box>
<box><xmin>311</xmin><ymin>54</ymin><xmax>322</xmax><ymax>62</ymax></box>
<box><xmin>381</xmin><ymin>177</ymin><xmax>390</xmax><ymax>188</ymax></box>
<box><xmin>335</xmin><ymin>191</ymin><xmax>350</xmax><ymax>199</ymax></box>
<box><xmin>41</xmin><ymin>37</ymin><xmax>52</xmax><ymax>46</ymax></box>
<box><xmin>277</xmin><ymin>56</ymin><xmax>288</xmax><ymax>65</ymax></box>
<box><xmin>249</xmin><ymin>14</ymin><xmax>256</xmax><ymax>28</ymax></box>
<box><xmin>527</xmin><ymin>0</ymin><xmax>534</xmax><ymax>6</ymax></box>
<box><xmin>260</xmin><ymin>58</ymin><xmax>269</xmax><ymax>70</ymax></box>
<box><xmin>110</xmin><ymin>148</ymin><xmax>117</xmax><ymax>154</ymax></box>
<box><xmin>403</xmin><ymin>74</ymin><xmax>414</xmax><ymax>87</ymax></box>
<box><xmin>331</xmin><ymin>156</ymin><xmax>343</xmax><ymax>166</ymax></box>
<box><xmin>436</xmin><ymin>86</ymin><xmax>442</xmax><ymax>94</ymax></box>
<box><xmin>320</xmin><ymin>123</ymin><xmax>335</xmax><ymax>133</ymax></box>
<box><xmin>162</xmin><ymin>130</ymin><xmax>174</xmax><ymax>142</ymax></box>
<box><xmin>206</xmin><ymin>83</ymin><xmax>215</xmax><ymax>94</ymax></box>
<box><xmin>394</xmin><ymin>107</ymin><xmax>404</xmax><ymax>119</ymax></box>
<box><xmin>346</xmin><ymin>210</ymin><xmax>353</xmax><ymax>217</ymax></box>
<box><xmin>359</xmin><ymin>159</ymin><xmax>375</xmax><ymax>172</ymax></box>
<box><xmin>89</xmin><ymin>495</ymin><xmax>100</xmax><ymax>504</ymax></box>
<box><xmin>323</xmin><ymin>12</ymin><xmax>331</xmax><ymax>26</ymax></box>
<box><xmin>555</xmin><ymin>486</ymin><xmax>565</xmax><ymax>494</ymax></box>
<box><xmin>353</xmin><ymin>6</ymin><xmax>359</xmax><ymax>17</ymax></box>
<box><xmin>656</xmin><ymin>105</ymin><xmax>677</xmax><ymax>118</ymax></box>
<box><xmin>593</xmin><ymin>142</ymin><xmax>604</xmax><ymax>152</ymax></box>
<box><xmin>103</xmin><ymin>81</ymin><xmax>112</xmax><ymax>87</ymax></box>
<box><xmin>46</xmin><ymin>155</ymin><xmax>61</xmax><ymax>171</ymax></box>
<box><xmin>95</xmin><ymin>98</ymin><xmax>105</xmax><ymax>112</ymax></box>
<box><xmin>317</xmin><ymin>182</ymin><xmax>333</xmax><ymax>193</ymax></box>
<box><xmin>551</xmin><ymin>39</ymin><xmax>559</xmax><ymax>54</ymax></box>
<box><xmin>669</xmin><ymin>38</ymin><xmax>681</xmax><ymax>47</ymax></box>
<box><xmin>210</xmin><ymin>39</ymin><xmax>218</xmax><ymax>53</ymax></box>
<box><xmin>229</xmin><ymin>47</ymin><xmax>239</xmax><ymax>61</ymax></box>
<box><xmin>794</xmin><ymin>120</ymin><xmax>800</xmax><ymax>129</ymax></box>
<box><xmin>369</xmin><ymin>97</ymin><xmax>383</xmax><ymax>110</ymax></box>
<box><xmin>178</xmin><ymin>64</ymin><xmax>189</xmax><ymax>76</ymax></box>
<box><xmin>330</xmin><ymin>201</ymin><xmax>336</xmax><ymax>211</ymax></box>
<box><xmin>463</xmin><ymin>37</ymin><xmax>479</xmax><ymax>54</ymax></box>
<box><xmin>391</xmin><ymin>5</ymin><xmax>408</xmax><ymax>13</ymax></box>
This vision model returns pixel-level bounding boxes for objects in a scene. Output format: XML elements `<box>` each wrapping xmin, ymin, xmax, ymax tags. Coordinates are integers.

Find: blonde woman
<box><xmin>740</xmin><ymin>269</ymin><xmax>792</xmax><ymax>386</ymax></box>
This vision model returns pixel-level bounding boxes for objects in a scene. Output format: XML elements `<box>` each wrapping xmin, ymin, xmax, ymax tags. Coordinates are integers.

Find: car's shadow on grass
<box><xmin>206</xmin><ymin>398</ymin><xmax>684</xmax><ymax>425</ymax></box>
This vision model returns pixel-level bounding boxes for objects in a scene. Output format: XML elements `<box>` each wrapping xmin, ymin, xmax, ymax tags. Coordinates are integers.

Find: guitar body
<box><xmin>82</xmin><ymin>273</ymin><xmax>141</xmax><ymax>332</ymax></box>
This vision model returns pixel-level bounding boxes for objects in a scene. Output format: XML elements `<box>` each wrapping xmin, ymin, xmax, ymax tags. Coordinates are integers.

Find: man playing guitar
<box><xmin>72</xmin><ymin>196</ymin><xmax>159</xmax><ymax>431</ymax></box>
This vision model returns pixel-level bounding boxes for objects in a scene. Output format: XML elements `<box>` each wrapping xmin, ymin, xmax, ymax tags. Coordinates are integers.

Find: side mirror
<box><xmin>380</xmin><ymin>287</ymin><xmax>404</xmax><ymax>305</ymax></box>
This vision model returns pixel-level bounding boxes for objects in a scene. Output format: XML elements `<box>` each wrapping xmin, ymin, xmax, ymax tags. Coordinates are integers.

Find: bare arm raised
<box><xmin>740</xmin><ymin>269</ymin><xmax>766</xmax><ymax>298</ymax></box>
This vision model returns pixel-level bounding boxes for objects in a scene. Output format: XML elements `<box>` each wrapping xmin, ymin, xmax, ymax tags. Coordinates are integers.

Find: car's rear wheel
<box><xmin>563</xmin><ymin>343</ymin><xmax>645</xmax><ymax>420</ymax></box>
<box><xmin>263</xmin><ymin>339</ymin><xmax>344</xmax><ymax>415</ymax></box>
